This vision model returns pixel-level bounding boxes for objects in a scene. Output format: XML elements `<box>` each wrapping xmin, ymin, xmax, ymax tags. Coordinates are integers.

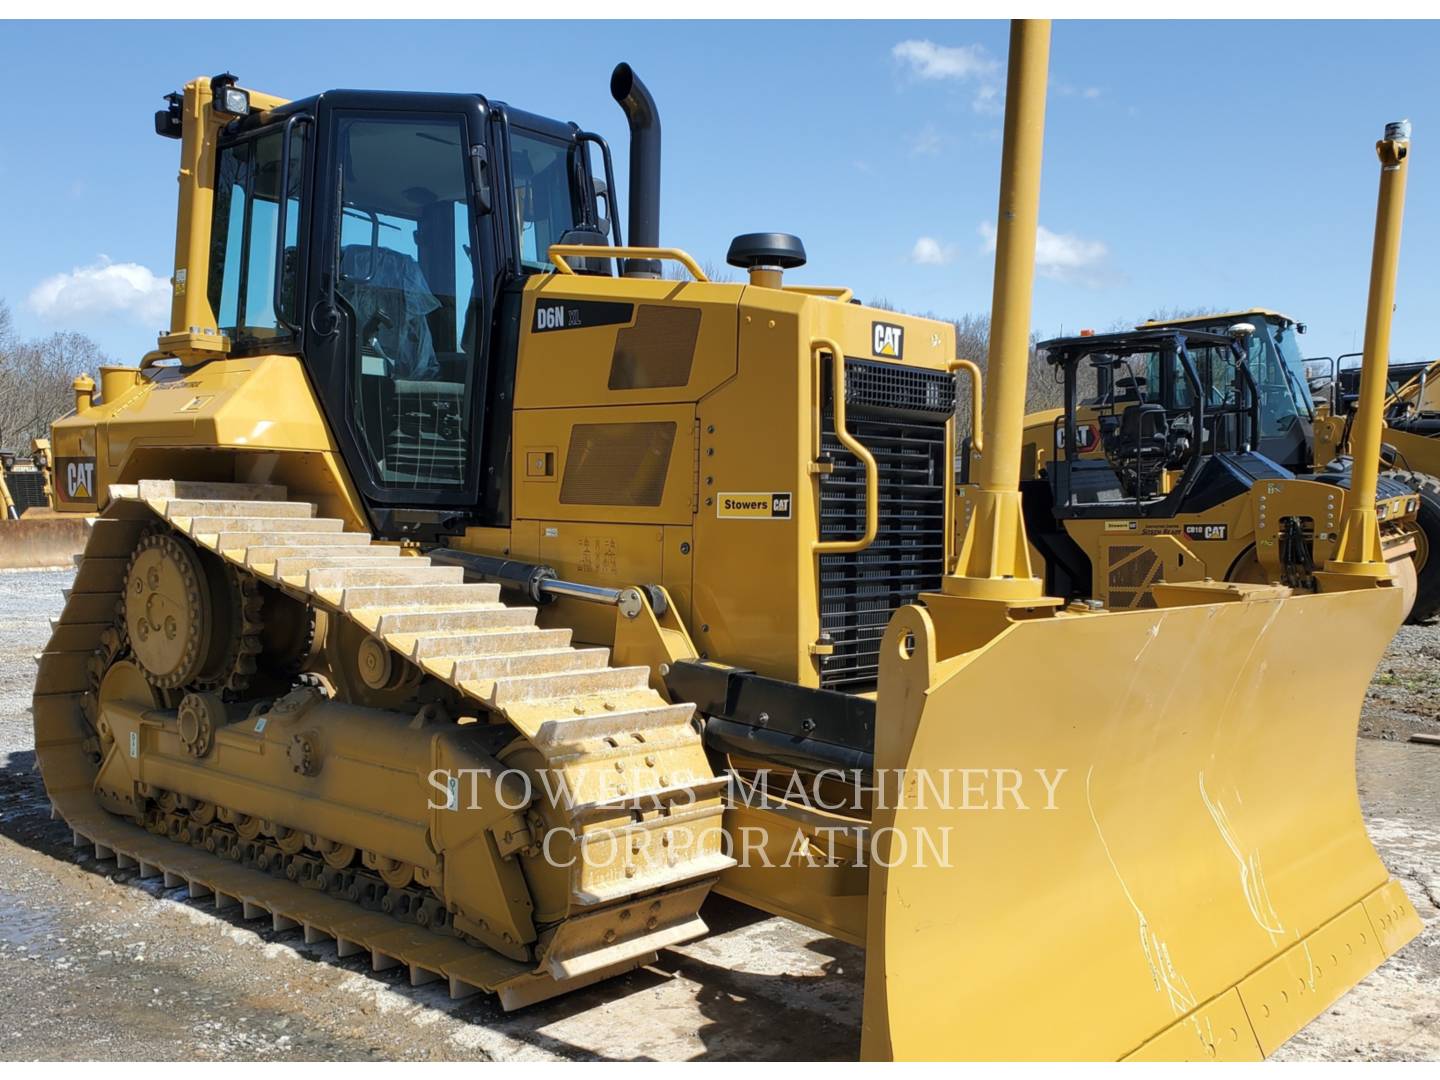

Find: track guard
<box><xmin>861</xmin><ymin>586</ymin><xmax>1420</xmax><ymax>1060</ymax></box>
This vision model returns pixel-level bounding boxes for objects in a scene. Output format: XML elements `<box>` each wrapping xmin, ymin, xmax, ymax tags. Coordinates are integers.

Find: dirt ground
<box><xmin>1</xmin><ymin>567</ymin><xmax>1436</xmax><ymax>1061</ymax></box>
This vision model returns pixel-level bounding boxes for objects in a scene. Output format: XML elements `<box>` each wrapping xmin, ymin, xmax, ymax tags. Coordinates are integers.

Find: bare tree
<box><xmin>0</xmin><ymin>302</ymin><xmax>109</xmax><ymax>451</ymax></box>
<box><xmin>661</xmin><ymin>258</ymin><xmax>735</xmax><ymax>283</ymax></box>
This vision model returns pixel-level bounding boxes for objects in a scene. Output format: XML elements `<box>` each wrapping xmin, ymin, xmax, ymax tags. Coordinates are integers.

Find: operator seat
<box><xmin>1105</xmin><ymin>403</ymin><xmax>1170</xmax><ymax>497</ymax></box>
<box><xmin>339</xmin><ymin>245</ymin><xmax>441</xmax><ymax>380</ymax></box>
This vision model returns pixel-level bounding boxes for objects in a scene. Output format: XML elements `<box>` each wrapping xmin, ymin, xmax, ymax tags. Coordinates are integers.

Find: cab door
<box><xmin>303</xmin><ymin>94</ymin><xmax>499</xmax><ymax>535</ymax></box>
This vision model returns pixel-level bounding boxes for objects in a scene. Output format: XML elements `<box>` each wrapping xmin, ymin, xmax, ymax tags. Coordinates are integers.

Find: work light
<box><xmin>210</xmin><ymin>73</ymin><xmax>250</xmax><ymax>118</ymax></box>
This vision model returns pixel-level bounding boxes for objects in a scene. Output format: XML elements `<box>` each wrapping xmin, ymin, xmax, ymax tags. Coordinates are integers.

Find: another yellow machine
<box><xmin>1011</xmin><ymin>323</ymin><xmax>1422</xmax><ymax>613</ymax></box>
<box><xmin>1135</xmin><ymin>307</ymin><xmax>1440</xmax><ymax>621</ymax></box>
<box><xmin>34</xmin><ymin>23</ymin><xmax>1421</xmax><ymax>1060</ymax></box>
<box><xmin>0</xmin><ymin>438</ymin><xmax>90</xmax><ymax>569</ymax></box>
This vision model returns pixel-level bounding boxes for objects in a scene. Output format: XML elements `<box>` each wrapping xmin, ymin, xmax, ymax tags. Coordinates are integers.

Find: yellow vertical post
<box><xmin>1323</xmin><ymin>120</ymin><xmax>1411</xmax><ymax>581</ymax></box>
<box><xmin>158</xmin><ymin>79</ymin><xmax>230</xmax><ymax>360</ymax></box>
<box><xmin>944</xmin><ymin>19</ymin><xmax>1050</xmax><ymax>602</ymax></box>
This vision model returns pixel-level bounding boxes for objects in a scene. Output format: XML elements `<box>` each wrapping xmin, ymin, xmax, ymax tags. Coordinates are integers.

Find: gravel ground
<box><xmin>1362</xmin><ymin>618</ymin><xmax>1440</xmax><ymax>742</ymax></box>
<box><xmin>1</xmin><ymin>567</ymin><xmax>1435</xmax><ymax>1061</ymax></box>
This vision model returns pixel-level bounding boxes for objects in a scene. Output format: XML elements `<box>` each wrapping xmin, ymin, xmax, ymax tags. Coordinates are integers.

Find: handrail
<box><xmin>272</xmin><ymin>113</ymin><xmax>311</xmax><ymax>335</ymax></box>
<box><xmin>950</xmin><ymin>358</ymin><xmax>984</xmax><ymax>454</ymax></box>
<box><xmin>812</xmin><ymin>337</ymin><xmax>879</xmax><ymax>555</ymax></box>
<box><xmin>547</xmin><ymin>244</ymin><xmax>709</xmax><ymax>281</ymax></box>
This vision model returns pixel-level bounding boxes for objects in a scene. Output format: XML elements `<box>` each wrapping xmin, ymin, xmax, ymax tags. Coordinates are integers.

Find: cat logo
<box><xmin>61</xmin><ymin>457</ymin><xmax>96</xmax><ymax>502</ymax></box>
<box><xmin>1184</xmin><ymin>523</ymin><xmax>1229</xmax><ymax>541</ymax></box>
<box><xmin>872</xmin><ymin>321</ymin><xmax>905</xmax><ymax>359</ymax></box>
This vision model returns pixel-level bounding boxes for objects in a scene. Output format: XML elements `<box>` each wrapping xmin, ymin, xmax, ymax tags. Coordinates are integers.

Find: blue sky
<box><xmin>1</xmin><ymin>19</ymin><xmax>1436</xmax><ymax>365</ymax></box>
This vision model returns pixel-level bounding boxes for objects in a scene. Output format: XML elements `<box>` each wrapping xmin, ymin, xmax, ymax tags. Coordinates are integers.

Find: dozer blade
<box><xmin>0</xmin><ymin>514</ymin><xmax>90</xmax><ymax>570</ymax></box>
<box><xmin>862</xmin><ymin>585</ymin><xmax>1422</xmax><ymax>1061</ymax></box>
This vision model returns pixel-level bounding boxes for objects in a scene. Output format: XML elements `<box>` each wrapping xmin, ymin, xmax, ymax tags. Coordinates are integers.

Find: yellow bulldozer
<box><xmin>33</xmin><ymin>21</ymin><xmax>1421</xmax><ymax>1060</ymax></box>
<box><xmin>1</xmin><ymin>437</ymin><xmax>91</xmax><ymax>569</ymax></box>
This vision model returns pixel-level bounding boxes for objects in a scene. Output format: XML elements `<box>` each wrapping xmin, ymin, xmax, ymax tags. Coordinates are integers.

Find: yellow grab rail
<box><xmin>950</xmin><ymin>358</ymin><xmax>984</xmax><ymax>454</ymax></box>
<box><xmin>812</xmin><ymin>337</ymin><xmax>879</xmax><ymax>555</ymax></box>
<box><xmin>547</xmin><ymin>244</ymin><xmax>709</xmax><ymax>281</ymax></box>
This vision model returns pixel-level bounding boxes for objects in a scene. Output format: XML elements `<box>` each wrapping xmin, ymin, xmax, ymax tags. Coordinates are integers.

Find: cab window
<box><xmin>1243</xmin><ymin>325</ymin><xmax>1311</xmax><ymax>436</ymax></box>
<box><xmin>209</xmin><ymin>127</ymin><xmax>305</xmax><ymax>345</ymax></box>
<box><xmin>509</xmin><ymin>130</ymin><xmax>581</xmax><ymax>272</ymax></box>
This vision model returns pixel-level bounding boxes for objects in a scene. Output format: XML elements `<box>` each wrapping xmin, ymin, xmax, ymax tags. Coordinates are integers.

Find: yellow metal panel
<box><xmin>1382</xmin><ymin>425</ymin><xmax>1440</xmax><ymax>480</ymax></box>
<box><xmin>861</xmin><ymin>585</ymin><xmax>1414</xmax><ymax>1060</ymax></box>
<box><xmin>509</xmin><ymin>518</ymin><xmax>541</xmax><ymax>564</ymax></box>
<box><xmin>515</xmin><ymin>275</ymin><xmax>743</xmax><ymax>409</ymax></box>
<box><xmin>694</xmin><ymin>294</ymin><xmax>811</xmax><ymax>683</ymax></box>
<box><xmin>513</xmin><ymin>404</ymin><xmax>696</xmax><ymax>526</ymax></box>
<box><xmin>1362</xmin><ymin>877</ymin><xmax>1424</xmax><ymax>956</ymax></box>
<box><xmin>715</xmin><ymin>800</ymin><xmax>868</xmax><ymax>946</ymax></box>
<box><xmin>99</xmin><ymin>357</ymin><xmax>338</xmax><ymax>464</ymax></box>
<box><xmin>535</xmin><ymin>521</ymin><xmax>664</xmax><ymax>646</ymax></box>
<box><xmin>455</xmin><ymin>525</ymin><xmax>515</xmax><ymax>558</ymax></box>
<box><xmin>1123</xmin><ymin>988</ymin><xmax>1263</xmax><ymax>1061</ymax></box>
<box><xmin>1237</xmin><ymin>901</ymin><xmax>1386</xmax><ymax>1056</ymax></box>
<box><xmin>661</xmin><ymin>525</ymin><xmax>694</xmax><ymax>629</ymax></box>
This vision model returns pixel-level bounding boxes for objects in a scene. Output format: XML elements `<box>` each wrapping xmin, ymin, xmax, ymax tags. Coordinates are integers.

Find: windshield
<box><xmin>1171</xmin><ymin>316</ymin><xmax>1313</xmax><ymax>436</ymax></box>
<box><xmin>1268</xmin><ymin>320</ymin><xmax>1316</xmax><ymax>421</ymax></box>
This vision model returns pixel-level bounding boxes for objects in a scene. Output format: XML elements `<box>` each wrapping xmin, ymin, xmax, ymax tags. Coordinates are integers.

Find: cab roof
<box><xmin>1141</xmin><ymin>309</ymin><xmax>1298</xmax><ymax>329</ymax></box>
<box><xmin>1038</xmin><ymin>326</ymin><xmax>1234</xmax><ymax>360</ymax></box>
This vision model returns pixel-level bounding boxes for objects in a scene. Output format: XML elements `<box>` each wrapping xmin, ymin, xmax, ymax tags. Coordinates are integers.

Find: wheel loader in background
<box><xmin>0</xmin><ymin>438</ymin><xmax>91</xmax><ymax>569</ymax></box>
<box><xmin>32</xmin><ymin>21</ymin><xmax>1421</xmax><ymax>1060</ymax></box>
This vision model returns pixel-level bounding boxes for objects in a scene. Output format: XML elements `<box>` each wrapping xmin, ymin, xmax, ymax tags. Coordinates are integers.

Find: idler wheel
<box><xmin>124</xmin><ymin>533</ymin><xmax>210</xmax><ymax>689</ymax></box>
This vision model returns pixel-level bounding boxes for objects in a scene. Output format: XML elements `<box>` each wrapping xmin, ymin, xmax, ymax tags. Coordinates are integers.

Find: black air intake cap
<box><xmin>726</xmin><ymin>232</ymin><xmax>807</xmax><ymax>270</ymax></box>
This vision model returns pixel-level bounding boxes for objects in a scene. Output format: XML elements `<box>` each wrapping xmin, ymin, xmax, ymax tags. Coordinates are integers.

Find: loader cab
<box><xmin>201</xmin><ymin>88</ymin><xmax>615</xmax><ymax>536</ymax></box>
<box><xmin>1144</xmin><ymin>311</ymin><xmax>1316</xmax><ymax>470</ymax></box>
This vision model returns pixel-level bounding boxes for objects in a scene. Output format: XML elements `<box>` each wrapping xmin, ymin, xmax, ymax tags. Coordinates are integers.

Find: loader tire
<box><xmin>1382</xmin><ymin>469</ymin><xmax>1440</xmax><ymax>623</ymax></box>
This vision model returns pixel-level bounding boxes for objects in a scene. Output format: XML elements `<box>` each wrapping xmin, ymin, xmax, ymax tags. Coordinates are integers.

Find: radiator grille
<box><xmin>3</xmin><ymin>468</ymin><xmax>49</xmax><ymax>512</ymax></box>
<box><xmin>818</xmin><ymin>359</ymin><xmax>954</xmax><ymax>691</ymax></box>
<box><xmin>560</xmin><ymin>421</ymin><xmax>676</xmax><ymax>506</ymax></box>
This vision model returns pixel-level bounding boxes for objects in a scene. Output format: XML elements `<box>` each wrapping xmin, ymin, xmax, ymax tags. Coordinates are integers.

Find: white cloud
<box><xmin>893</xmin><ymin>39</ymin><xmax>1002</xmax><ymax>115</ymax></box>
<box><xmin>911</xmin><ymin>237</ymin><xmax>957</xmax><ymax>265</ymax></box>
<box><xmin>978</xmin><ymin>221</ymin><xmax>1109</xmax><ymax>283</ymax></box>
<box><xmin>1083</xmin><ymin>87</ymin><xmax>1102</xmax><ymax>100</ymax></box>
<box><xmin>972</xmin><ymin>84</ymin><xmax>1001</xmax><ymax>115</ymax></box>
<box><xmin>28</xmin><ymin>257</ymin><xmax>170</xmax><ymax>324</ymax></box>
<box><xmin>892</xmin><ymin>39</ymin><xmax>998</xmax><ymax>81</ymax></box>
<box><xmin>910</xmin><ymin>125</ymin><xmax>945</xmax><ymax>156</ymax></box>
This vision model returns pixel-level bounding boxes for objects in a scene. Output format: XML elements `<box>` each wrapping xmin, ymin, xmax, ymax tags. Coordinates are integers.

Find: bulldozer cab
<box><xmin>185</xmin><ymin>84</ymin><xmax>615</xmax><ymax>532</ymax></box>
<box><xmin>1042</xmin><ymin>327</ymin><xmax>1263</xmax><ymax>519</ymax></box>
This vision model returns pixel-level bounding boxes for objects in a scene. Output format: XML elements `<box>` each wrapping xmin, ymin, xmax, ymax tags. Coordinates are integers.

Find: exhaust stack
<box><xmin>610</xmin><ymin>63</ymin><xmax>662</xmax><ymax>278</ymax></box>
